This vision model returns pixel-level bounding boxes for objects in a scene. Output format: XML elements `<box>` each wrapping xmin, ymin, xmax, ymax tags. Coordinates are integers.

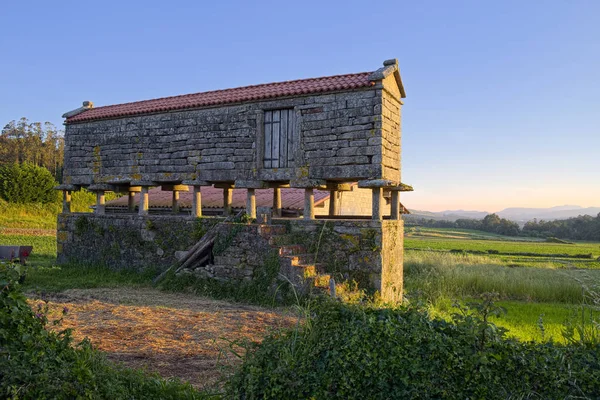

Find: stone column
<box><xmin>390</xmin><ymin>190</ymin><xmax>400</xmax><ymax>220</ymax></box>
<box><xmin>95</xmin><ymin>191</ymin><xmax>106</xmax><ymax>215</ymax></box>
<box><xmin>372</xmin><ymin>187</ymin><xmax>383</xmax><ymax>221</ymax></box>
<box><xmin>328</xmin><ymin>190</ymin><xmax>338</xmax><ymax>216</ymax></box>
<box><xmin>192</xmin><ymin>186</ymin><xmax>202</xmax><ymax>217</ymax></box>
<box><xmin>223</xmin><ymin>187</ymin><xmax>232</xmax><ymax>216</ymax></box>
<box><xmin>139</xmin><ymin>186</ymin><xmax>149</xmax><ymax>216</ymax></box>
<box><xmin>172</xmin><ymin>190</ymin><xmax>180</xmax><ymax>214</ymax></box>
<box><xmin>128</xmin><ymin>192</ymin><xmax>136</xmax><ymax>212</ymax></box>
<box><xmin>55</xmin><ymin>184</ymin><xmax>76</xmax><ymax>214</ymax></box>
<box><xmin>246</xmin><ymin>188</ymin><xmax>256</xmax><ymax>219</ymax></box>
<box><xmin>273</xmin><ymin>188</ymin><xmax>282</xmax><ymax>217</ymax></box>
<box><xmin>304</xmin><ymin>188</ymin><xmax>315</xmax><ymax>220</ymax></box>
<box><xmin>62</xmin><ymin>190</ymin><xmax>72</xmax><ymax>213</ymax></box>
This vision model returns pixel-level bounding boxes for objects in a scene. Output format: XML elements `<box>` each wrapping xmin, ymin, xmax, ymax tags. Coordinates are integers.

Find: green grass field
<box><xmin>2</xmin><ymin>213</ymin><xmax>599</xmax><ymax>344</ymax></box>
<box><xmin>403</xmin><ymin>227</ymin><xmax>600</xmax><ymax>343</ymax></box>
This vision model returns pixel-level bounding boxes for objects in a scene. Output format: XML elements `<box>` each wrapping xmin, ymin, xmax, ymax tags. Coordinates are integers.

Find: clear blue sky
<box><xmin>1</xmin><ymin>0</ymin><xmax>598</xmax><ymax>212</ymax></box>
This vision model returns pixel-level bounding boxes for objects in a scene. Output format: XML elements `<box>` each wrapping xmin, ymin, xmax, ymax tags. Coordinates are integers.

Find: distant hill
<box><xmin>496</xmin><ymin>206</ymin><xmax>600</xmax><ymax>222</ymax></box>
<box><xmin>406</xmin><ymin>205</ymin><xmax>600</xmax><ymax>223</ymax></box>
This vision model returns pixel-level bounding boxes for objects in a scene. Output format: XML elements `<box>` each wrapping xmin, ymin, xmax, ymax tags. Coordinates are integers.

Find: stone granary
<box><xmin>56</xmin><ymin>59</ymin><xmax>412</xmax><ymax>302</ymax></box>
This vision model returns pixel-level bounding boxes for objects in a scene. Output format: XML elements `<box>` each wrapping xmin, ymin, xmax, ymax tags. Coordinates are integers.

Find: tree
<box><xmin>0</xmin><ymin>163</ymin><xmax>58</xmax><ymax>204</ymax></box>
<box><xmin>0</xmin><ymin>118</ymin><xmax>64</xmax><ymax>180</ymax></box>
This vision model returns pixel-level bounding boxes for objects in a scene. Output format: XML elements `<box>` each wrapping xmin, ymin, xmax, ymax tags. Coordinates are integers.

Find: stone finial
<box><xmin>62</xmin><ymin>100</ymin><xmax>94</xmax><ymax>119</ymax></box>
<box><xmin>368</xmin><ymin>58</ymin><xmax>406</xmax><ymax>98</ymax></box>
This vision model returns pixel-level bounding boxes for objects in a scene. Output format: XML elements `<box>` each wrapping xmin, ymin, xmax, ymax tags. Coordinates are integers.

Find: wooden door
<box><xmin>264</xmin><ymin>109</ymin><xmax>295</xmax><ymax>168</ymax></box>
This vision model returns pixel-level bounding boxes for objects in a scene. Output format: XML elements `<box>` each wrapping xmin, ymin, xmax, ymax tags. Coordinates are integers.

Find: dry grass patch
<box><xmin>27</xmin><ymin>288</ymin><xmax>297</xmax><ymax>390</ymax></box>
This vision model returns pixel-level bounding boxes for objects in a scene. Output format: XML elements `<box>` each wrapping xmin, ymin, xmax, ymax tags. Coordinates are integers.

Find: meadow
<box><xmin>404</xmin><ymin>227</ymin><xmax>600</xmax><ymax>343</ymax></box>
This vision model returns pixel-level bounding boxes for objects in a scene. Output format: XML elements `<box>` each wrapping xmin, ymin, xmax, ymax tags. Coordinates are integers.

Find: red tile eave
<box><xmin>66</xmin><ymin>71</ymin><xmax>375</xmax><ymax>124</ymax></box>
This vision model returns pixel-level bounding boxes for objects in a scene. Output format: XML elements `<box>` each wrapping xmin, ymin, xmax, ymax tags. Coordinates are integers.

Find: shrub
<box><xmin>228</xmin><ymin>300</ymin><xmax>600</xmax><ymax>399</ymax></box>
<box><xmin>0</xmin><ymin>163</ymin><xmax>58</xmax><ymax>204</ymax></box>
<box><xmin>0</xmin><ymin>263</ymin><xmax>206</xmax><ymax>399</ymax></box>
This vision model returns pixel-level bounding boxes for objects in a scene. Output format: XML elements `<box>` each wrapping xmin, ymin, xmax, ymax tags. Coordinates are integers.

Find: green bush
<box><xmin>0</xmin><ymin>263</ymin><xmax>206</xmax><ymax>399</ymax></box>
<box><xmin>228</xmin><ymin>300</ymin><xmax>600</xmax><ymax>399</ymax></box>
<box><xmin>0</xmin><ymin>163</ymin><xmax>58</xmax><ymax>204</ymax></box>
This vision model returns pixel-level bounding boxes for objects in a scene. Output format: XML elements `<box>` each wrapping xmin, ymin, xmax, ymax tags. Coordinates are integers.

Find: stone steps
<box><xmin>267</xmin><ymin>225</ymin><xmax>360</xmax><ymax>300</ymax></box>
<box><xmin>257</xmin><ymin>224</ymin><xmax>287</xmax><ymax>239</ymax></box>
<box><xmin>278</xmin><ymin>244</ymin><xmax>307</xmax><ymax>256</ymax></box>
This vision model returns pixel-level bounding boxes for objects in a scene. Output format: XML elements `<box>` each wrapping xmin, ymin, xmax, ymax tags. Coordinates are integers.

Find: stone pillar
<box><xmin>246</xmin><ymin>188</ymin><xmax>256</xmax><ymax>219</ymax></box>
<box><xmin>95</xmin><ymin>191</ymin><xmax>106</xmax><ymax>215</ymax></box>
<box><xmin>273</xmin><ymin>187</ymin><xmax>282</xmax><ymax>217</ymax></box>
<box><xmin>62</xmin><ymin>190</ymin><xmax>72</xmax><ymax>213</ymax></box>
<box><xmin>390</xmin><ymin>190</ymin><xmax>400</xmax><ymax>220</ymax></box>
<box><xmin>304</xmin><ymin>188</ymin><xmax>315</xmax><ymax>220</ymax></box>
<box><xmin>223</xmin><ymin>187</ymin><xmax>232</xmax><ymax>216</ymax></box>
<box><xmin>172</xmin><ymin>190</ymin><xmax>180</xmax><ymax>214</ymax></box>
<box><xmin>128</xmin><ymin>192</ymin><xmax>136</xmax><ymax>213</ymax></box>
<box><xmin>372</xmin><ymin>187</ymin><xmax>383</xmax><ymax>221</ymax></box>
<box><xmin>192</xmin><ymin>186</ymin><xmax>202</xmax><ymax>217</ymax></box>
<box><xmin>328</xmin><ymin>190</ymin><xmax>338</xmax><ymax>216</ymax></box>
<box><xmin>139</xmin><ymin>186</ymin><xmax>149</xmax><ymax>216</ymax></box>
<box><xmin>55</xmin><ymin>184</ymin><xmax>76</xmax><ymax>214</ymax></box>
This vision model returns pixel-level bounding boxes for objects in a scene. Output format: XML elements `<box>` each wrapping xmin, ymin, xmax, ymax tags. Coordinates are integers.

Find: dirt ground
<box><xmin>27</xmin><ymin>288</ymin><xmax>298</xmax><ymax>390</ymax></box>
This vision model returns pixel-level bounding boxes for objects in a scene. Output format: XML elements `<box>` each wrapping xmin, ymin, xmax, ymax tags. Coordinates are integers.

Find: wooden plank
<box><xmin>287</xmin><ymin>109</ymin><xmax>295</xmax><ymax>165</ymax></box>
<box><xmin>271</xmin><ymin>110</ymin><xmax>280</xmax><ymax>168</ymax></box>
<box><xmin>263</xmin><ymin>111</ymin><xmax>272</xmax><ymax>168</ymax></box>
<box><xmin>280</xmin><ymin>109</ymin><xmax>289</xmax><ymax>167</ymax></box>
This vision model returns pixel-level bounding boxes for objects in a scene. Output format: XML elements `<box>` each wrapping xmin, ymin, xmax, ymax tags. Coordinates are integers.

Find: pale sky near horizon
<box><xmin>1</xmin><ymin>1</ymin><xmax>598</xmax><ymax>212</ymax></box>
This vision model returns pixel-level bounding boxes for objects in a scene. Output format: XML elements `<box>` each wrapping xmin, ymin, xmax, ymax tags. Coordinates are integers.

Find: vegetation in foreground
<box><xmin>0</xmin><ymin>264</ymin><xmax>207</xmax><ymax>399</ymax></box>
<box><xmin>229</xmin><ymin>299</ymin><xmax>600</xmax><ymax>399</ymax></box>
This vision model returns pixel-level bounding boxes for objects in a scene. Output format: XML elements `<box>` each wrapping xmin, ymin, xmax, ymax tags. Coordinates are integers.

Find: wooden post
<box><xmin>304</xmin><ymin>188</ymin><xmax>315</xmax><ymax>220</ymax></box>
<box><xmin>390</xmin><ymin>190</ymin><xmax>400</xmax><ymax>220</ymax></box>
<box><xmin>139</xmin><ymin>186</ymin><xmax>149</xmax><ymax>216</ymax></box>
<box><xmin>192</xmin><ymin>186</ymin><xmax>202</xmax><ymax>217</ymax></box>
<box><xmin>328</xmin><ymin>190</ymin><xmax>338</xmax><ymax>216</ymax></box>
<box><xmin>95</xmin><ymin>191</ymin><xmax>105</xmax><ymax>215</ymax></box>
<box><xmin>62</xmin><ymin>190</ymin><xmax>72</xmax><ymax>214</ymax></box>
<box><xmin>223</xmin><ymin>187</ymin><xmax>232</xmax><ymax>216</ymax></box>
<box><xmin>273</xmin><ymin>187</ymin><xmax>282</xmax><ymax>217</ymax></box>
<box><xmin>172</xmin><ymin>190</ymin><xmax>180</xmax><ymax>214</ymax></box>
<box><xmin>372</xmin><ymin>187</ymin><xmax>383</xmax><ymax>221</ymax></box>
<box><xmin>128</xmin><ymin>192</ymin><xmax>136</xmax><ymax>212</ymax></box>
<box><xmin>246</xmin><ymin>188</ymin><xmax>256</xmax><ymax>219</ymax></box>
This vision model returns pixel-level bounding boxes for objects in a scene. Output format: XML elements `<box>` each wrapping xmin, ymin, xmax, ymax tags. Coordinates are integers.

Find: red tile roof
<box><xmin>67</xmin><ymin>72</ymin><xmax>374</xmax><ymax>123</ymax></box>
<box><xmin>106</xmin><ymin>186</ymin><xmax>330</xmax><ymax>210</ymax></box>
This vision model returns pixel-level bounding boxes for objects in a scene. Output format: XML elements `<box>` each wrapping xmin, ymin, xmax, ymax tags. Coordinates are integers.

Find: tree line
<box><xmin>410</xmin><ymin>213</ymin><xmax>600</xmax><ymax>241</ymax></box>
<box><xmin>0</xmin><ymin>118</ymin><xmax>64</xmax><ymax>180</ymax></box>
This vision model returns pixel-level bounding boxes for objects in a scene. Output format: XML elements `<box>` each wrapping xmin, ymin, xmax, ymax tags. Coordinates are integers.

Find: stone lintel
<box><xmin>357</xmin><ymin>179</ymin><xmax>398</xmax><ymax>188</ymax></box>
<box><xmin>88</xmin><ymin>184</ymin><xmax>115</xmax><ymax>192</ymax></box>
<box><xmin>131</xmin><ymin>181</ymin><xmax>157</xmax><ymax>187</ymax></box>
<box><xmin>234</xmin><ymin>180</ymin><xmax>269</xmax><ymax>189</ymax></box>
<box><xmin>161</xmin><ymin>184</ymin><xmax>189</xmax><ymax>192</ymax></box>
<box><xmin>54</xmin><ymin>184</ymin><xmax>77</xmax><ymax>191</ymax></box>
<box><xmin>182</xmin><ymin>180</ymin><xmax>211</xmax><ymax>186</ymax></box>
<box><xmin>290</xmin><ymin>178</ymin><xmax>327</xmax><ymax>188</ymax></box>
<box><xmin>234</xmin><ymin>180</ymin><xmax>290</xmax><ymax>189</ymax></box>
<box><xmin>319</xmin><ymin>182</ymin><xmax>352</xmax><ymax>191</ymax></box>
<box><xmin>387</xmin><ymin>183</ymin><xmax>414</xmax><ymax>192</ymax></box>
<box><xmin>213</xmin><ymin>182</ymin><xmax>235</xmax><ymax>189</ymax></box>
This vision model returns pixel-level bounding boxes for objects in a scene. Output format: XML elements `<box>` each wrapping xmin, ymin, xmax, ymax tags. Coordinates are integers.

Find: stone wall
<box><xmin>57</xmin><ymin>213</ymin><xmax>404</xmax><ymax>301</ymax></box>
<box><xmin>275</xmin><ymin>218</ymin><xmax>404</xmax><ymax>298</ymax></box>
<box><xmin>57</xmin><ymin>214</ymin><xmax>207</xmax><ymax>270</ymax></box>
<box><xmin>63</xmin><ymin>86</ymin><xmax>401</xmax><ymax>186</ymax></box>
